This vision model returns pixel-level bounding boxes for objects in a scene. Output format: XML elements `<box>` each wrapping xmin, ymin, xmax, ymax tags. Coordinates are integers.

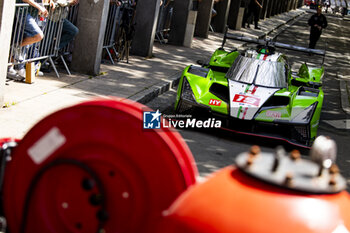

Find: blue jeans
<box><xmin>16</xmin><ymin>14</ymin><xmax>43</xmax><ymax>70</ymax></box>
<box><xmin>23</xmin><ymin>14</ymin><xmax>42</xmax><ymax>38</ymax></box>
<box><xmin>59</xmin><ymin>19</ymin><xmax>79</xmax><ymax>50</ymax></box>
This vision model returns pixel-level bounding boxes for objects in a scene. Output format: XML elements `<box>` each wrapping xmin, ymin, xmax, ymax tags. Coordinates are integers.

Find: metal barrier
<box><xmin>330</xmin><ymin>0</ymin><xmax>348</xmax><ymax>13</ymax></box>
<box><xmin>104</xmin><ymin>1</ymin><xmax>137</xmax><ymax>64</ymax></box>
<box><xmin>155</xmin><ymin>0</ymin><xmax>174</xmax><ymax>44</ymax></box>
<box><xmin>57</xmin><ymin>4</ymin><xmax>79</xmax><ymax>75</ymax></box>
<box><xmin>103</xmin><ymin>3</ymin><xmax>121</xmax><ymax>64</ymax></box>
<box><xmin>8</xmin><ymin>3</ymin><xmax>68</xmax><ymax>79</ymax></box>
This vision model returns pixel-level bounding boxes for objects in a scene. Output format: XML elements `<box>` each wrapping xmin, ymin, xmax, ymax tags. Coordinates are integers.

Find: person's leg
<box><xmin>254</xmin><ymin>10</ymin><xmax>260</xmax><ymax>29</ymax></box>
<box><xmin>21</xmin><ymin>33</ymin><xmax>43</xmax><ymax>47</ymax></box>
<box><xmin>313</xmin><ymin>32</ymin><xmax>321</xmax><ymax>48</ymax></box>
<box><xmin>309</xmin><ymin>31</ymin><xmax>320</xmax><ymax>49</ymax></box>
<box><xmin>309</xmin><ymin>32</ymin><xmax>315</xmax><ymax>49</ymax></box>
<box><xmin>59</xmin><ymin>19</ymin><xmax>79</xmax><ymax>50</ymax></box>
<box><xmin>246</xmin><ymin>7</ymin><xmax>253</xmax><ymax>28</ymax></box>
<box><xmin>21</xmin><ymin>14</ymin><xmax>43</xmax><ymax>47</ymax></box>
<box><xmin>16</xmin><ymin>14</ymin><xmax>43</xmax><ymax>78</ymax></box>
<box><xmin>255</xmin><ymin>7</ymin><xmax>261</xmax><ymax>29</ymax></box>
<box><xmin>211</xmin><ymin>8</ymin><xmax>217</xmax><ymax>18</ymax></box>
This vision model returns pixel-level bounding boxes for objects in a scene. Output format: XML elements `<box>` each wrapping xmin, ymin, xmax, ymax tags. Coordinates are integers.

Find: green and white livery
<box><xmin>175</xmin><ymin>33</ymin><xmax>325</xmax><ymax>147</ymax></box>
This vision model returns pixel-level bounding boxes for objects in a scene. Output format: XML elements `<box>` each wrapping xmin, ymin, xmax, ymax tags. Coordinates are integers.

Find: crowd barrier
<box><xmin>103</xmin><ymin>3</ymin><xmax>121</xmax><ymax>64</ymax></box>
<box><xmin>57</xmin><ymin>4</ymin><xmax>79</xmax><ymax>75</ymax></box>
<box><xmin>8</xmin><ymin>3</ymin><xmax>69</xmax><ymax>78</ymax></box>
<box><xmin>103</xmin><ymin>1</ymin><xmax>136</xmax><ymax>64</ymax></box>
<box><xmin>155</xmin><ymin>0</ymin><xmax>174</xmax><ymax>44</ymax></box>
<box><xmin>329</xmin><ymin>0</ymin><xmax>348</xmax><ymax>14</ymax></box>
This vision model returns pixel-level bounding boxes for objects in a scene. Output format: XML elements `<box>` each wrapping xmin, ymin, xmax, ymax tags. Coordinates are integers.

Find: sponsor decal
<box><xmin>242</xmin><ymin>107</ymin><xmax>248</xmax><ymax>120</ymax></box>
<box><xmin>237</xmin><ymin>106</ymin><xmax>243</xmax><ymax>118</ymax></box>
<box><xmin>246</xmin><ymin>86</ymin><xmax>258</xmax><ymax>95</ymax></box>
<box><xmin>143</xmin><ymin>110</ymin><xmax>222</xmax><ymax>129</ymax></box>
<box><xmin>233</xmin><ymin>94</ymin><xmax>260</xmax><ymax>106</ymax></box>
<box><xmin>266</xmin><ymin>110</ymin><xmax>282</xmax><ymax>119</ymax></box>
<box><xmin>244</xmin><ymin>84</ymin><xmax>251</xmax><ymax>93</ymax></box>
<box><xmin>209</xmin><ymin>99</ymin><xmax>222</xmax><ymax>106</ymax></box>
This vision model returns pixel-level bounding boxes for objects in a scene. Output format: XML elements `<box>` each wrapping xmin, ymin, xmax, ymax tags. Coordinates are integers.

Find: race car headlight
<box><xmin>291</xmin><ymin>102</ymin><xmax>317</xmax><ymax>124</ymax></box>
<box><xmin>181</xmin><ymin>77</ymin><xmax>196</xmax><ymax>102</ymax></box>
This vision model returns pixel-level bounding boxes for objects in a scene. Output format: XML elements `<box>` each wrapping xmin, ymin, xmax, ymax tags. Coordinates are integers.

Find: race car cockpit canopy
<box><xmin>226</xmin><ymin>55</ymin><xmax>287</xmax><ymax>88</ymax></box>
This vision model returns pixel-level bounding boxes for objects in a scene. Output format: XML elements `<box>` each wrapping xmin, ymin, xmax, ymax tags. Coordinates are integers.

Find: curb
<box><xmin>340</xmin><ymin>79</ymin><xmax>350</xmax><ymax>115</ymax></box>
<box><xmin>135</xmin><ymin>9</ymin><xmax>306</xmax><ymax>105</ymax></box>
<box><xmin>267</xmin><ymin>10</ymin><xmax>306</xmax><ymax>39</ymax></box>
<box><xmin>129</xmin><ymin>71</ymin><xmax>181</xmax><ymax>104</ymax></box>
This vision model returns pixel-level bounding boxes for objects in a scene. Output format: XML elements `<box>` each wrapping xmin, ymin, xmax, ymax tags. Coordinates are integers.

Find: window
<box><xmin>226</xmin><ymin>56</ymin><xmax>287</xmax><ymax>88</ymax></box>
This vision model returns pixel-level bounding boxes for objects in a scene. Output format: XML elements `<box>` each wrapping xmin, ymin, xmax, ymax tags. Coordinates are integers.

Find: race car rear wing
<box><xmin>221</xmin><ymin>30</ymin><xmax>326</xmax><ymax>57</ymax></box>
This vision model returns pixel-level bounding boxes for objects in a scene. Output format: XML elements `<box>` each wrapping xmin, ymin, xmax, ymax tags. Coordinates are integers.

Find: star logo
<box><xmin>150</xmin><ymin>110</ymin><xmax>162</xmax><ymax>122</ymax></box>
<box><xmin>143</xmin><ymin>110</ymin><xmax>162</xmax><ymax>129</ymax></box>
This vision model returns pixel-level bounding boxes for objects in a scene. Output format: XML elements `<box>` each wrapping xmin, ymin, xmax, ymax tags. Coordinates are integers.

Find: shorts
<box><xmin>23</xmin><ymin>14</ymin><xmax>42</xmax><ymax>38</ymax></box>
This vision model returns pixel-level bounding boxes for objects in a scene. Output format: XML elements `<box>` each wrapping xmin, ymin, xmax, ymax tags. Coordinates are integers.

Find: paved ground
<box><xmin>2</xmin><ymin>7</ymin><xmax>349</xmax><ymax>142</ymax></box>
<box><xmin>146</xmin><ymin>11</ymin><xmax>350</xmax><ymax>186</ymax></box>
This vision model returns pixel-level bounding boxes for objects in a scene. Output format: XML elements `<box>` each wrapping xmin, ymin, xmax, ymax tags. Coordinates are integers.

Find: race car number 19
<box><xmin>233</xmin><ymin>94</ymin><xmax>260</xmax><ymax>106</ymax></box>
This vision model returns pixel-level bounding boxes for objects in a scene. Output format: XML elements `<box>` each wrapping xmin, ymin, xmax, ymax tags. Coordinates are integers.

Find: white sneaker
<box><xmin>13</xmin><ymin>46</ymin><xmax>24</xmax><ymax>62</ymax></box>
<box><xmin>17</xmin><ymin>68</ymin><xmax>26</xmax><ymax>79</ymax></box>
<box><xmin>7</xmin><ymin>66</ymin><xmax>17</xmax><ymax>77</ymax></box>
<box><xmin>35</xmin><ymin>62</ymin><xmax>43</xmax><ymax>76</ymax></box>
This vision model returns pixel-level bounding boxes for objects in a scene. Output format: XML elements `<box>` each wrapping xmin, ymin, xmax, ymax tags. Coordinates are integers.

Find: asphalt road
<box><xmin>146</xmin><ymin>13</ymin><xmax>350</xmax><ymax>183</ymax></box>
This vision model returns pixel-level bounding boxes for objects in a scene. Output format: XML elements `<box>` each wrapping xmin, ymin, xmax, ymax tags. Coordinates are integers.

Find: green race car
<box><xmin>175</xmin><ymin>34</ymin><xmax>325</xmax><ymax>147</ymax></box>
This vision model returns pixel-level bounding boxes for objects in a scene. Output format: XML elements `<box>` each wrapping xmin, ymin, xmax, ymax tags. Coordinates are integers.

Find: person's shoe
<box><xmin>35</xmin><ymin>62</ymin><xmax>44</xmax><ymax>76</ymax></box>
<box><xmin>17</xmin><ymin>68</ymin><xmax>26</xmax><ymax>79</ymax></box>
<box><xmin>7</xmin><ymin>66</ymin><xmax>17</xmax><ymax>77</ymax></box>
<box><xmin>13</xmin><ymin>46</ymin><xmax>24</xmax><ymax>62</ymax></box>
<box><xmin>36</xmin><ymin>71</ymin><xmax>44</xmax><ymax>76</ymax></box>
<box><xmin>255</xmin><ymin>26</ymin><xmax>261</xmax><ymax>30</ymax></box>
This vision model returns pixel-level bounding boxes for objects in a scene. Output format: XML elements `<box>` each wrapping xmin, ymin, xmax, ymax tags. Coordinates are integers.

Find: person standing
<box><xmin>324</xmin><ymin>0</ymin><xmax>330</xmax><ymax>13</ymax></box>
<box><xmin>211</xmin><ymin>0</ymin><xmax>220</xmax><ymax>18</ymax></box>
<box><xmin>17</xmin><ymin>0</ymin><xmax>50</xmax><ymax>47</ymax></box>
<box><xmin>58</xmin><ymin>0</ymin><xmax>79</xmax><ymax>50</ymax></box>
<box><xmin>243</xmin><ymin>0</ymin><xmax>262</xmax><ymax>29</ymax></box>
<box><xmin>242</xmin><ymin>0</ymin><xmax>251</xmax><ymax>28</ymax></box>
<box><xmin>308</xmin><ymin>6</ymin><xmax>327</xmax><ymax>49</ymax></box>
<box><xmin>8</xmin><ymin>0</ymin><xmax>53</xmax><ymax>78</ymax></box>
